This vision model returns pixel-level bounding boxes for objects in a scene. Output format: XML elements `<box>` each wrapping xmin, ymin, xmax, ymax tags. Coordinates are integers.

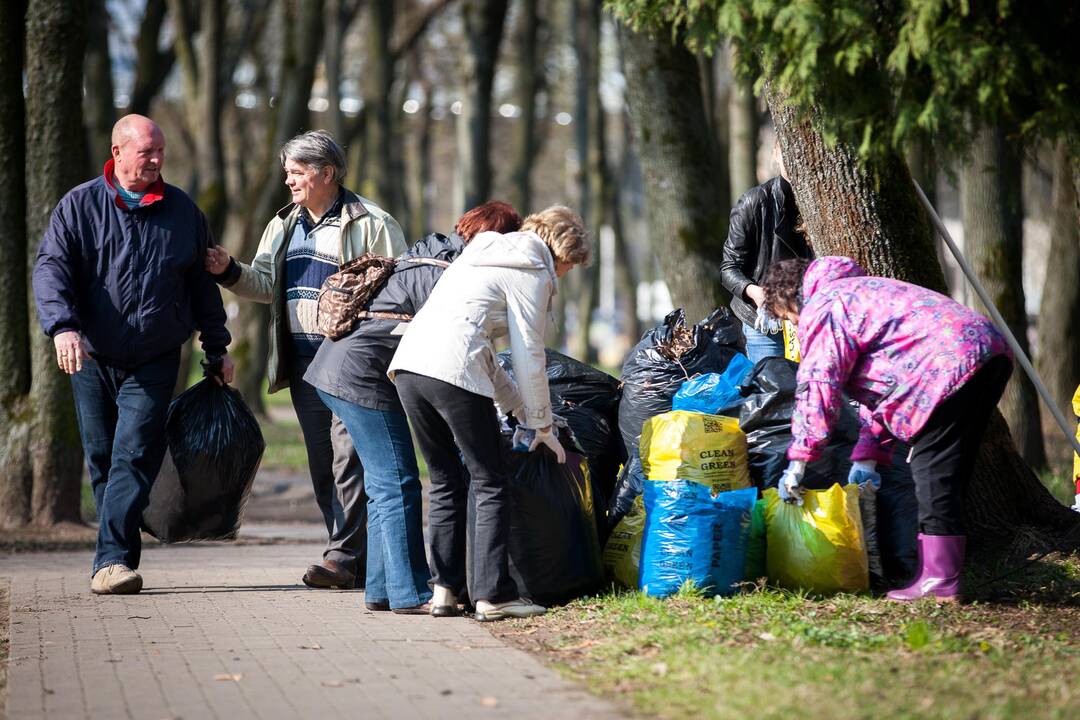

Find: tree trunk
<box><xmin>0</xmin><ymin>0</ymin><xmax>31</xmax><ymax>528</ymax></box>
<box><xmin>129</xmin><ymin>0</ymin><xmax>175</xmax><ymax>116</ymax></box>
<box><xmin>21</xmin><ymin>0</ymin><xmax>89</xmax><ymax>527</ymax></box>
<box><xmin>961</xmin><ymin>124</ymin><xmax>1046</xmax><ymax>472</ymax></box>
<box><xmin>460</xmin><ymin>0</ymin><xmax>509</xmax><ymax>210</ymax></box>
<box><xmin>510</xmin><ymin>0</ymin><xmax>542</xmax><ymax>214</ymax></box>
<box><xmin>324</xmin><ymin>0</ymin><xmax>347</xmax><ymax>143</ymax></box>
<box><xmin>230</xmin><ymin>0</ymin><xmax>323</xmax><ymax>412</ymax></box>
<box><xmin>361</xmin><ymin>0</ymin><xmax>394</xmax><ymax>210</ymax></box>
<box><xmin>767</xmin><ymin>91</ymin><xmax>1078</xmax><ymax>553</ymax></box>
<box><xmin>569</xmin><ymin>0</ymin><xmax>598</xmax><ymax>362</ymax></box>
<box><xmin>83</xmin><ymin>0</ymin><xmax>114</xmax><ymax>173</ymax></box>
<box><xmin>726</xmin><ymin>44</ymin><xmax>757</xmax><ymax>204</ymax></box>
<box><xmin>1037</xmin><ymin>140</ymin><xmax>1080</xmax><ymax>475</ymax></box>
<box><xmin>195</xmin><ymin>0</ymin><xmax>227</xmax><ymax>239</ymax></box>
<box><xmin>619</xmin><ymin>21</ymin><xmax>729</xmax><ymax>324</ymax></box>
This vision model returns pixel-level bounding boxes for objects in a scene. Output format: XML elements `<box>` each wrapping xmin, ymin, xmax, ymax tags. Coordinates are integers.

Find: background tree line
<box><xmin>1</xmin><ymin>0</ymin><xmax>1078</xmax><ymax>557</ymax></box>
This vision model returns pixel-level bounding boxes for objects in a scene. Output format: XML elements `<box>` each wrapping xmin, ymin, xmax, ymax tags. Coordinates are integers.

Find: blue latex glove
<box><xmin>754</xmin><ymin>306</ymin><xmax>782</xmax><ymax>335</ymax></box>
<box><xmin>848</xmin><ymin>460</ymin><xmax>882</xmax><ymax>489</ymax></box>
<box><xmin>778</xmin><ymin>461</ymin><xmax>806</xmax><ymax>505</ymax></box>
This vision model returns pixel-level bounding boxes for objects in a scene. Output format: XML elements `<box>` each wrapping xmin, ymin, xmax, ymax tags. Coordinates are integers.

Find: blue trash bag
<box><xmin>640</xmin><ymin>480</ymin><xmax>715</xmax><ymax>598</ymax></box>
<box><xmin>672</xmin><ymin>353</ymin><xmax>754</xmax><ymax>415</ymax></box>
<box><xmin>641</xmin><ymin>481</ymin><xmax>758</xmax><ymax>599</ymax></box>
<box><xmin>710</xmin><ymin>487</ymin><xmax>758</xmax><ymax>596</ymax></box>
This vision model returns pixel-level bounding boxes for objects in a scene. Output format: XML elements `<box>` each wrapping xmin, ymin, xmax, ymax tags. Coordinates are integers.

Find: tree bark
<box><xmin>230</xmin><ymin>0</ymin><xmax>324</xmax><ymax>412</ymax></box>
<box><xmin>83</xmin><ymin>0</ymin><xmax>114</xmax><ymax>173</ymax></box>
<box><xmin>1037</xmin><ymin>140</ymin><xmax>1080</xmax><ymax>475</ymax></box>
<box><xmin>324</xmin><ymin>0</ymin><xmax>347</xmax><ymax>143</ymax></box>
<box><xmin>767</xmin><ymin>91</ymin><xmax>1077</xmax><ymax>552</ymax></box>
<box><xmin>961</xmin><ymin>124</ymin><xmax>1047</xmax><ymax>472</ymax></box>
<box><xmin>129</xmin><ymin>0</ymin><xmax>176</xmax><ymax>116</ymax></box>
<box><xmin>0</xmin><ymin>0</ymin><xmax>31</xmax><ymax>528</ymax></box>
<box><xmin>726</xmin><ymin>45</ymin><xmax>757</xmax><ymax>204</ymax></box>
<box><xmin>460</xmin><ymin>0</ymin><xmax>509</xmax><ymax>210</ymax></box>
<box><xmin>20</xmin><ymin>0</ymin><xmax>89</xmax><ymax>527</ymax></box>
<box><xmin>510</xmin><ymin>0</ymin><xmax>543</xmax><ymax>214</ymax></box>
<box><xmin>619</xmin><ymin>21</ymin><xmax>729</xmax><ymax>324</ymax></box>
<box><xmin>360</xmin><ymin>0</ymin><xmax>395</xmax><ymax>210</ymax></box>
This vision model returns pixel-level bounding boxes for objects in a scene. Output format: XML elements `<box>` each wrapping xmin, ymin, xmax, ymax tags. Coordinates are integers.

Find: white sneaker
<box><xmin>91</xmin><ymin>565</ymin><xmax>143</xmax><ymax>595</ymax></box>
<box><xmin>474</xmin><ymin>598</ymin><xmax>546</xmax><ymax>622</ymax></box>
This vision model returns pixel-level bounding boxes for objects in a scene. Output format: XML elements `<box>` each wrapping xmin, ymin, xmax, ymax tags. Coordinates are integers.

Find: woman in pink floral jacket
<box><xmin>761</xmin><ymin>256</ymin><xmax>1012</xmax><ymax>602</ymax></box>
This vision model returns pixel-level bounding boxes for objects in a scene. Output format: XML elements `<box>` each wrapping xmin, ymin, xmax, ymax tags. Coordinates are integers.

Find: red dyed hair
<box><xmin>454</xmin><ymin>201</ymin><xmax>522</xmax><ymax>243</ymax></box>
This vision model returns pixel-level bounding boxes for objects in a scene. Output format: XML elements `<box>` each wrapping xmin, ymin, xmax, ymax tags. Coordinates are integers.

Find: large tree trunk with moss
<box><xmin>961</xmin><ymin>125</ymin><xmax>1046</xmax><ymax>472</ymax></box>
<box><xmin>6</xmin><ymin>0</ymin><xmax>90</xmax><ymax>527</ymax></box>
<box><xmin>619</xmin><ymin>22</ymin><xmax>730</xmax><ymax>324</ymax></box>
<box><xmin>768</xmin><ymin>93</ymin><xmax>1079</xmax><ymax>553</ymax></box>
<box><xmin>1037</xmin><ymin>140</ymin><xmax>1080</xmax><ymax>475</ymax></box>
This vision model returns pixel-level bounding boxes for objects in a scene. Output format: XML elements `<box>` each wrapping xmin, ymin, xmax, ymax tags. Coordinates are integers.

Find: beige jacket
<box><xmin>221</xmin><ymin>188</ymin><xmax>406</xmax><ymax>392</ymax></box>
<box><xmin>388</xmin><ymin>230</ymin><xmax>557</xmax><ymax>429</ymax></box>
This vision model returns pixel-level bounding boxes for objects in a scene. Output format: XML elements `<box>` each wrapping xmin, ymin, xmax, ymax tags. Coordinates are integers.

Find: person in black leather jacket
<box><xmin>719</xmin><ymin>147</ymin><xmax>811</xmax><ymax>362</ymax></box>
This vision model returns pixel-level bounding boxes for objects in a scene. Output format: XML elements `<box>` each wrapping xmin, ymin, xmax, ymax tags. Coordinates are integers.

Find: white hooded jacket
<box><xmin>387</xmin><ymin>230</ymin><xmax>556</xmax><ymax>429</ymax></box>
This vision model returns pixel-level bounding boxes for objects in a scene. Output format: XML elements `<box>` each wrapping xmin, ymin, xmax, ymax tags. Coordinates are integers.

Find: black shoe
<box><xmin>391</xmin><ymin>602</ymin><xmax>433</xmax><ymax>615</ymax></box>
<box><xmin>365</xmin><ymin>599</ymin><xmax>390</xmax><ymax>611</ymax></box>
<box><xmin>302</xmin><ymin>560</ymin><xmax>359</xmax><ymax>589</ymax></box>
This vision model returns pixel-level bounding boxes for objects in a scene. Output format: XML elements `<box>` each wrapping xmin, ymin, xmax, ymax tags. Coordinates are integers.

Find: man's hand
<box><xmin>745</xmin><ymin>284</ymin><xmax>766</xmax><ymax>308</ymax></box>
<box><xmin>203</xmin><ymin>353</ymin><xmax>235</xmax><ymax>385</ymax></box>
<box><xmin>53</xmin><ymin>330</ymin><xmax>88</xmax><ymax>374</ymax></box>
<box><xmin>205</xmin><ymin>246</ymin><xmax>232</xmax><ymax>275</ymax></box>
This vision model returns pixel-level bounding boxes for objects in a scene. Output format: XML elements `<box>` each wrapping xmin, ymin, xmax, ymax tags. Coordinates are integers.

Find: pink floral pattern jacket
<box><xmin>788</xmin><ymin>257</ymin><xmax>1011</xmax><ymax>464</ymax></box>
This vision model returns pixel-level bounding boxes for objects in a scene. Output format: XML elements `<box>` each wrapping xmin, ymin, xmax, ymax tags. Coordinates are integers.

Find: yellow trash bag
<box><xmin>602</xmin><ymin>495</ymin><xmax>644</xmax><ymax>589</ymax></box>
<box><xmin>1073</xmin><ymin>385</ymin><xmax>1080</xmax><ymax>505</ymax></box>
<box><xmin>640</xmin><ymin>410</ymin><xmax>751</xmax><ymax>493</ymax></box>
<box><xmin>783</xmin><ymin>320</ymin><xmax>801</xmax><ymax>363</ymax></box>
<box><xmin>763</xmin><ymin>483</ymin><xmax>868</xmax><ymax>594</ymax></box>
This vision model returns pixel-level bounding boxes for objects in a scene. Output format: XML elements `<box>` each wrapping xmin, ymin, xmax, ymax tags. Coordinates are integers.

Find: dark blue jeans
<box><xmin>70</xmin><ymin>351</ymin><xmax>179</xmax><ymax>575</ymax></box>
<box><xmin>317</xmin><ymin>391</ymin><xmax>431</xmax><ymax>608</ymax></box>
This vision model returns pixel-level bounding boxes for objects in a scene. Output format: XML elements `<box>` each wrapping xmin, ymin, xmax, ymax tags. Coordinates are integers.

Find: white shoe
<box><xmin>91</xmin><ymin>565</ymin><xmax>142</xmax><ymax>595</ymax></box>
<box><xmin>432</xmin><ymin>585</ymin><xmax>459</xmax><ymax>617</ymax></box>
<box><xmin>474</xmin><ymin>598</ymin><xmax>546</xmax><ymax>622</ymax></box>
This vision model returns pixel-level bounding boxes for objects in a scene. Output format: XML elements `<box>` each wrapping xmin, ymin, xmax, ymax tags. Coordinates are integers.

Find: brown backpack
<box><xmin>317</xmin><ymin>252</ymin><xmax>449</xmax><ymax>340</ymax></box>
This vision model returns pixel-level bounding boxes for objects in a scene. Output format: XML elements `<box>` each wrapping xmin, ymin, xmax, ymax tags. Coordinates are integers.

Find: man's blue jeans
<box><xmin>70</xmin><ymin>351</ymin><xmax>179</xmax><ymax>575</ymax></box>
<box><xmin>317</xmin><ymin>391</ymin><xmax>432</xmax><ymax>608</ymax></box>
<box><xmin>742</xmin><ymin>322</ymin><xmax>786</xmax><ymax>364</ymax></box>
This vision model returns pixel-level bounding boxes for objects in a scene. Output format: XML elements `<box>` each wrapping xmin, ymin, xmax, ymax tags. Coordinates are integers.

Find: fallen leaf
<box><xmin>758</xmin><ymin>632</ymin><xmax>777</xmax><ymax>642</ymax></box>
<box><xmin>479</xmin><ymin>697</ymin><xmax>499</xmax><ymax>707</ymax></box>
<box><xmin>299</xmin><ymin>643</ymin><xmax>322</xmax><ymax>650</ymax></box>
<box><xmin>558</xmin><ymin>639</ymin><xmax>597</xmax><ymax>652</ymax></box>
<box><xmin>214</xmin><ymin>674</ymin><xmax>243</xmax><ymax>682</ymax></box>
<box><xmin>321</xmin><ymin>680</ymin><xmax>344</xmax><ymax>688</ymax></box>
<box><xmin>651</xmin><ymin>662</ymin><xmax>668</xmax><ymax>677</ymax></box>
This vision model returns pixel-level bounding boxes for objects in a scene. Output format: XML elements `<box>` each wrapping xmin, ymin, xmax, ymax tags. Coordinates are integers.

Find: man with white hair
<box><xmin>33</xmin><ymin>114</ymin><xmax>234</xmax><ymax>594</ymax></box>
<box><xmin>206</xmin><ymin>129</ymin><xmax>406</xmax><ymax>590</ymax></box>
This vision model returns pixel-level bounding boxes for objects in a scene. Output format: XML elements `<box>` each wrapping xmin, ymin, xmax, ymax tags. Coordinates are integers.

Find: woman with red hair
<box><xmin>304</xmin><ymin>201</ymin><xmax>522</xmax><ymax>614</ymax></box>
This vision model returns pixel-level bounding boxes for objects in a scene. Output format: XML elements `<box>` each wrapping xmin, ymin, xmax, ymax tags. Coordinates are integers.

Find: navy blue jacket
<box><xmin>304</xmin><ymin>232</ymin><xmax>465</xmax><ymax>412</ymax></box>
<box><xmin>33</xmin><ymin>165</ymin><xmax>230</xmax><ymax>368</ymax></box>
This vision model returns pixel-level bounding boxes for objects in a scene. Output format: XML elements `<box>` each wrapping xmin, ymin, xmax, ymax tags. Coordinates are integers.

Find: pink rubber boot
<box><xmin>886</xmin><ymin>533</ymin><xmax>965</xmax><ymax>602</ymax></box>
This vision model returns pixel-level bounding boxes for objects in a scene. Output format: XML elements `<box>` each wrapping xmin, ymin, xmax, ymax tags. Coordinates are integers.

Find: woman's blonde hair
<box><xmin>520</xmin><ymin>205</ymin><xmax>591</xmax><ymax>266</ymax></box>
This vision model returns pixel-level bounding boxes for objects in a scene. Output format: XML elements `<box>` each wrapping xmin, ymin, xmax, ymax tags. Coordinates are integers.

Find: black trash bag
<box><xmin>467</xmin><ymin>437</ymin><xmax>604</xmax><ymax>607</ymax></box>
<box><xmin>558</xmin><ymin>406</ymin><xmax>621</xmax><ymax>540</ymax></box>
<box><xmin>142</xmin><ymin>379</ymin><xmax>266</xmax><ymax>542</ymax></box>
<box><xmin>605</xmin><ymin>450</ymin><xmax>645</xmax><ymax>531</ymax></box>
<box><xmin>736</xmin><ymin>357</ymin><xmax>919</xmax><ymax>585</ymax></box>
<box><xmin>618</xmin><ymin>308</ymin><xmax>742</xmax><ymax>464</ymax></box>
<box><xmin>736</xmin><ymin>357</ymin><xmax>856</xmax><ymax>490</ymax></box>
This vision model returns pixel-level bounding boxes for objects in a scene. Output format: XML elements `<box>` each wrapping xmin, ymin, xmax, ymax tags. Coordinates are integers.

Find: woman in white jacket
<box><xmin>388</xmin><ymin>206</ymin><xmax>590</xmax><ymax>621</ymax></box>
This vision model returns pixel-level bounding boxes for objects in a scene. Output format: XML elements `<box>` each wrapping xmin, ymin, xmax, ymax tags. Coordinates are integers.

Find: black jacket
<box><xmin>719</xmin><ymin>176</ymin><xmax>811</xmax><ymax>326</ymax></box>
<box><xmin>32</xmin><ymin>166</ymin><xmax>230</xmax><ymax>368</ymax></box>
<box><xmin>304</xmin><ymin>232</ymin><xmax>465</xmax><ymax>412</ymax></box>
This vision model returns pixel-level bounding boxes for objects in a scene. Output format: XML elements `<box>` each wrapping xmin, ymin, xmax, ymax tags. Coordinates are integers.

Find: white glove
<box><xmin>529</xmin><ymin>426</ymin><xmax>566</xmax><ymax>463</ymax></box>
<box><xmin>754</xmin><ymin>306</ymin><xmax>782</xmax><ymax>334</ymax></box>
<box><xmin>778</xmin><ymin>461</ymin><xmax>806</xmax><ymax>505</ymax></box>
<box><xmin>847</xmin><ymin>460</ymin><xmax>882</xmax><ymax>489</ymax></box>
<box><xmin>1072</xmin><ymin>493</ymin><xmax>1080</xmax><ymax>513</ymax></box>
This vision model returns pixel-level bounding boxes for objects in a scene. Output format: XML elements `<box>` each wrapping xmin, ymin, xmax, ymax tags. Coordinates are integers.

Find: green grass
<box><xmin>497</xmin><ymin>556</ymin><xmax>1080</xmax><ymax>720</ymax></box>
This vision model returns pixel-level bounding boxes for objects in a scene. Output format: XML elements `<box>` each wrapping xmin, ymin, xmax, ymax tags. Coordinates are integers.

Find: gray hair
<box><xmin>279</xmin><ymin>130</ymin><xmax>347</xmax><ymax>183</ymax></box>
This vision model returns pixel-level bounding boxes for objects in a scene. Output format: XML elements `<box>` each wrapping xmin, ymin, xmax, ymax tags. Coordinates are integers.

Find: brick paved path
<box><xmin>2</xmin><ymin>542</ymin><xmax>619</xmax><ymax>719</ymax></box>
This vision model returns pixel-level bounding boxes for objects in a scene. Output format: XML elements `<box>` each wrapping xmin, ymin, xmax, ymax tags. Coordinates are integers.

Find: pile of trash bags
<box><xmin>143</xmin><ymin>379</ymin><xmax>265</xmax><ymax>543</ymax></box>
